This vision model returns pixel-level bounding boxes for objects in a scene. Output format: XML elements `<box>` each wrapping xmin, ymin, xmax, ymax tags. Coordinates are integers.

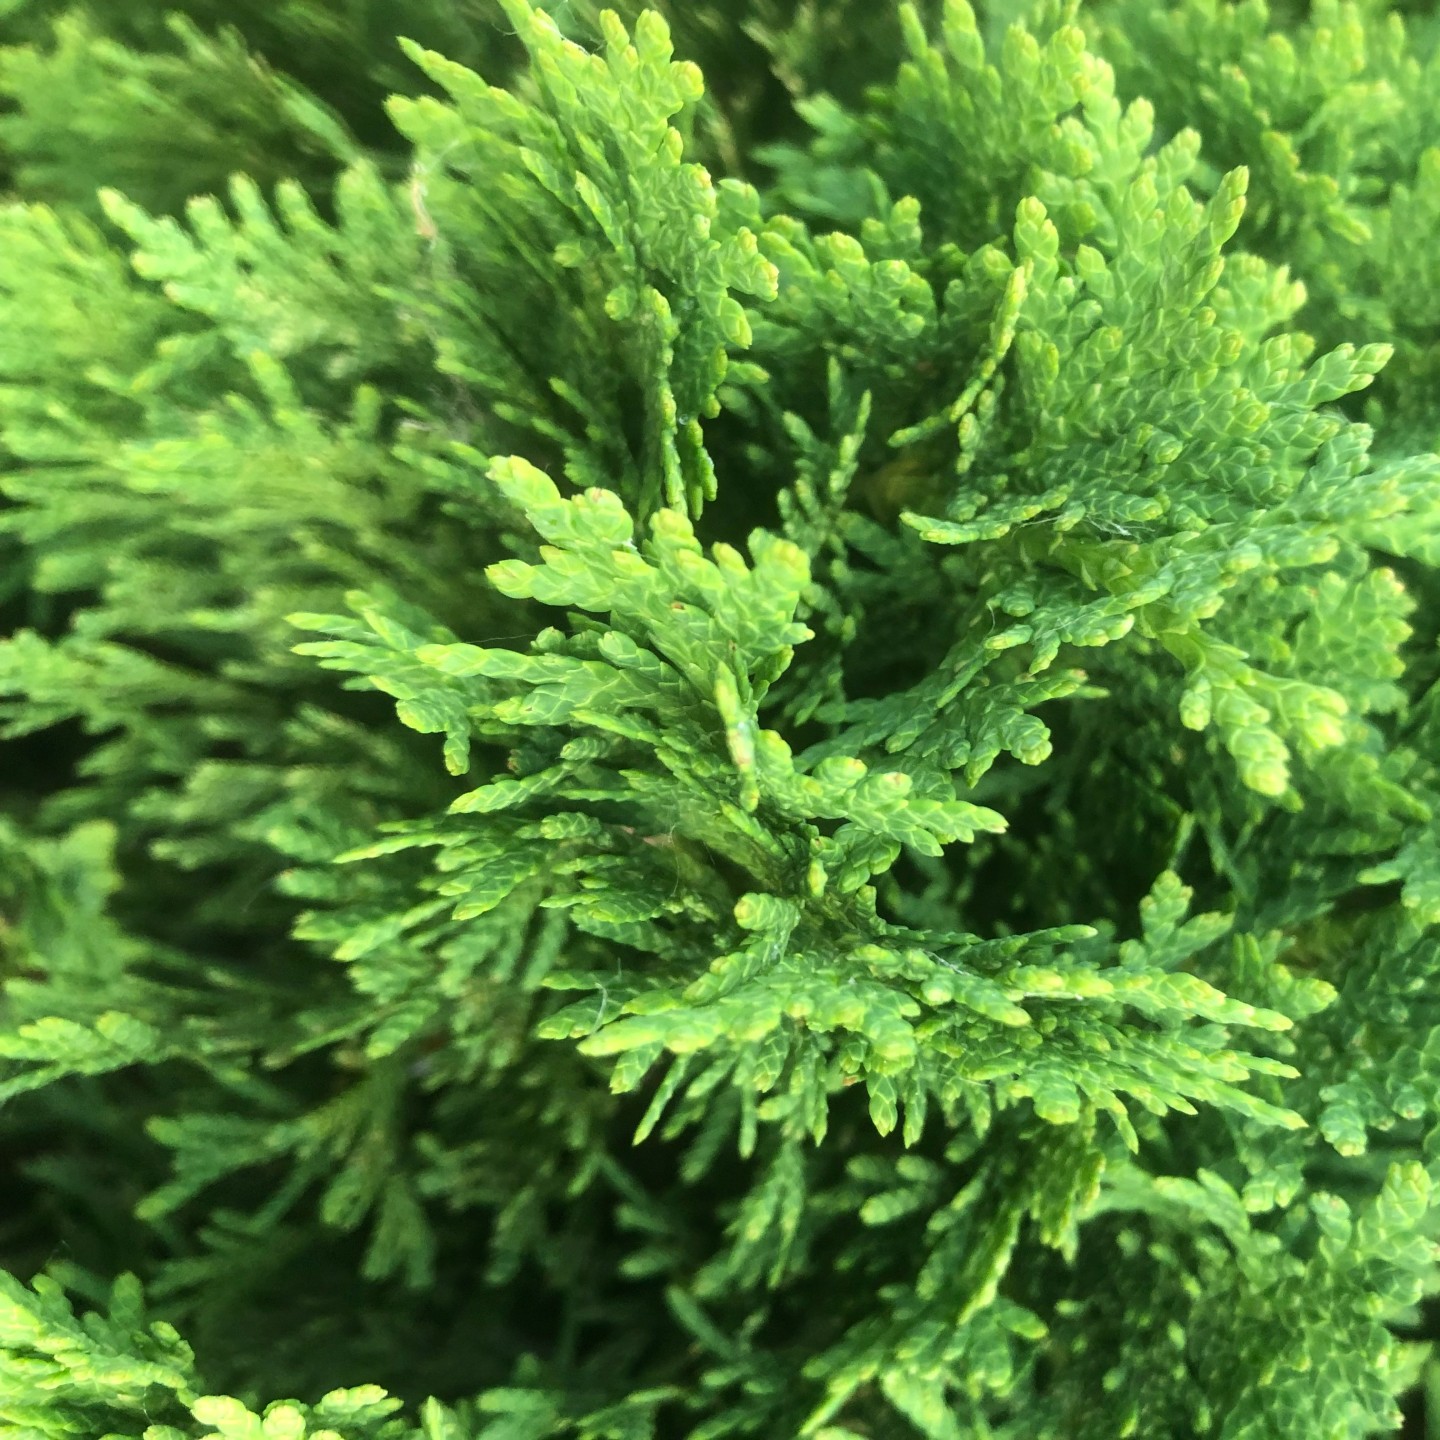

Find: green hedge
<box><xmin>2</xmin><ymin>1</ymin><xmax>1440</xmax><ymax>1436</ymax></box>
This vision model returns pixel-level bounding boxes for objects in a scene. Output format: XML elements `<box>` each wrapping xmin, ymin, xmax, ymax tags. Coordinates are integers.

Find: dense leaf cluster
<box><xmin>2</xmin><ymin>0</ymin><xmax>1440</xmax><ymax>1437</ymax></box>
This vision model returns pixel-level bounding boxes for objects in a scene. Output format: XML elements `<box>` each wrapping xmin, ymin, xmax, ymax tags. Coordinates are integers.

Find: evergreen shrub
<box><xmin>2</xmin><ymin>0</ymin><xmax>1440</xmax><ymax>1435</ymax></box>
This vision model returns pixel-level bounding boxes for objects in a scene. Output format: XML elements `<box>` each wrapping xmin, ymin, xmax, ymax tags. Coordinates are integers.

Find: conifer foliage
<box><xmin>2</xmin><ymin>0</ymin><xmax>1440</xmax><ymax>1435</ymax></box>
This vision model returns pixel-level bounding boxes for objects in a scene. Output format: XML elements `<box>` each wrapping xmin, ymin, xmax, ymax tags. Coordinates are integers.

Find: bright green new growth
<box><xmin>2</xmin><ymin>0</ymin><xmax>1440</xmax><ymax>1436</ymax></box>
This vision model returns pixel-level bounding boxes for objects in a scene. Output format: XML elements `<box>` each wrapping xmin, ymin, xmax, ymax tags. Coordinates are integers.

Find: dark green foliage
<box><xmin>2</xmin><ymin>1</ymin><xmax>1440</xmax><ymax>1437</ymax></box>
